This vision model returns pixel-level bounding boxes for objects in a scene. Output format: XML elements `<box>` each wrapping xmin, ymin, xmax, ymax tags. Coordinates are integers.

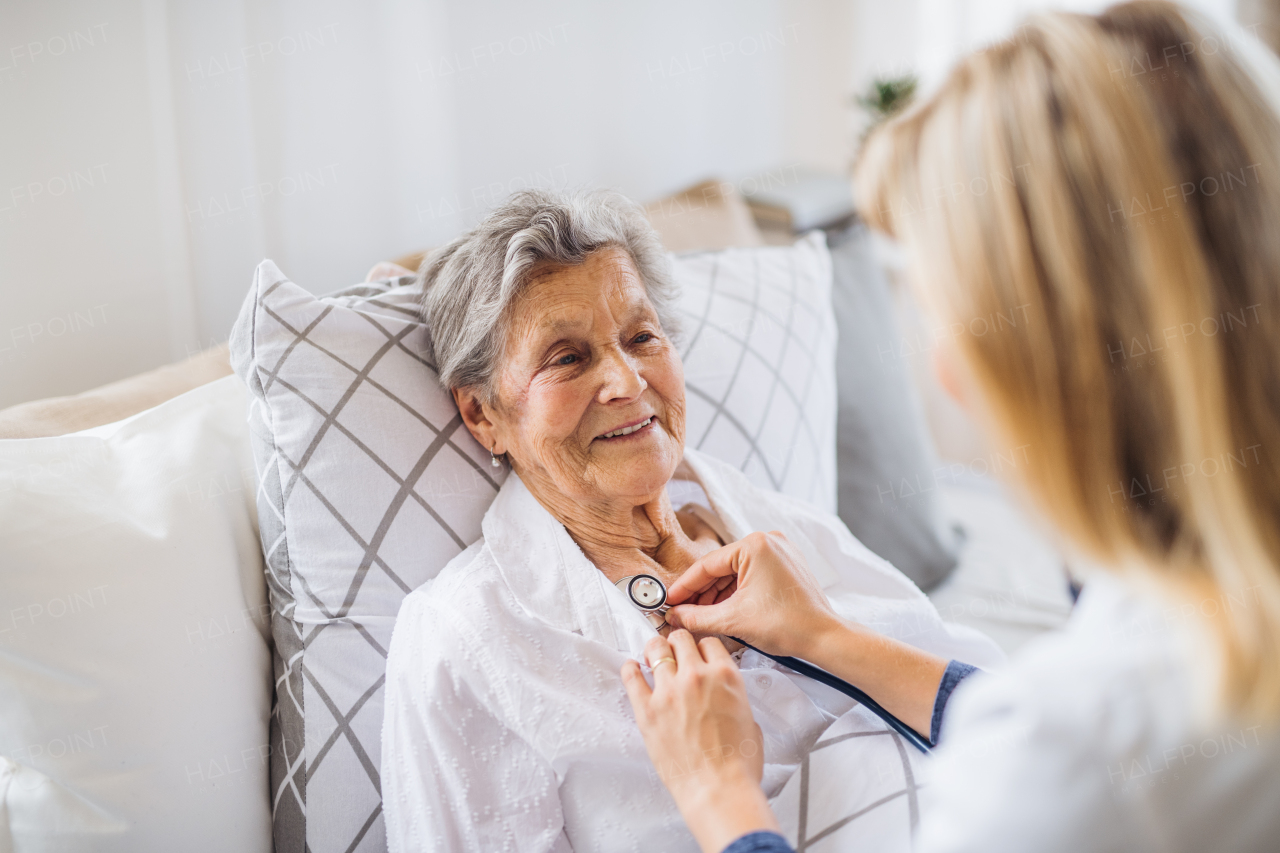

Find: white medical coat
<box><xmin>917</xmin><ymin>570</ymin><xmax>1280</xmax><ymax>853</ymax></box>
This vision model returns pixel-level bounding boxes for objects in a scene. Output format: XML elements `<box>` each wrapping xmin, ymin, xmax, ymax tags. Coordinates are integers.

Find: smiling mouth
<box><xmin>597</xmin><ymin>416</ymin><xmax>655</xmax><ymax>440</ymax></box>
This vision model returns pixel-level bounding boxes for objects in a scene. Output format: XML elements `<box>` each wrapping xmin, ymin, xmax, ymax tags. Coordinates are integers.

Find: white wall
<box><xmin>0</xmin><ymin>3</ymin><xmax>192</xmax><ymax>408</ymax></box>
<box><xmin>0</xmin><ymin>0</ymin><xmax>1244</xmax><ymax>409</ymax></box>
<box><xmin>0</xmin><ymin>0</ymin><xmax>862</xmax><ymax>409</ymax></box>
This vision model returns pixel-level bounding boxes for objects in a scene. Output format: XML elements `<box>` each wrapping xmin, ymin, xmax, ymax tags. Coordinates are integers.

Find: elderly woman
<box><xmin>380</xmin><ymin>189</ymin><xmax>1001</xmax><ymax>852</ymax></box>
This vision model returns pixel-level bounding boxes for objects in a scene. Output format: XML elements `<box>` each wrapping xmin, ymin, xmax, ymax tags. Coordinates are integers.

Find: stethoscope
<box><xmin>616</xmin><ymin>573</ymin><xmax>933</xmax><ymax>754</ymax></box>
<box><xmin>615</xmin><ymin>574</ymin><xmax>672</xmax><ymax>630</ymax></box>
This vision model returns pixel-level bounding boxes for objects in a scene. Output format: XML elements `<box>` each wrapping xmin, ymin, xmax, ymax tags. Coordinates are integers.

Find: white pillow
<box><xmin>228</xmin><ymin>233</ymin><xmax>836</xmax><ymax>853</ymax></box>
<box><xmin>0</xmin><ymin>376</ymin><xmax>271</xmax><ymax>853</ymax></box>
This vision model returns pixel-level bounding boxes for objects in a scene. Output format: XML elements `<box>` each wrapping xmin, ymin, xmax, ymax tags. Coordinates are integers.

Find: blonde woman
<box><xmin>620</xmin><ymin>2</ymin><xmax>1280</xmax><ymax>851</ymax></box>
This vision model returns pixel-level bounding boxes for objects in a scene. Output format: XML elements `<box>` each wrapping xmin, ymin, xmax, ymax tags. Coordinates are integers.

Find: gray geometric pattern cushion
<box><xmin>228</xmin><ymin>237</ymin><xmax>836</xmax><ymax>853</ymax></box>
<box><xmin>230</xmin><ymin>263</ymin><xmax>495</xmax><ymax>853</ymax></box>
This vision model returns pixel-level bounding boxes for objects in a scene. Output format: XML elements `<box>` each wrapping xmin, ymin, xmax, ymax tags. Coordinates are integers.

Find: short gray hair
<box><xmin>419</xmin><ymin>188</ymin><xmax>682</xmax><ymax>403</ymax></box>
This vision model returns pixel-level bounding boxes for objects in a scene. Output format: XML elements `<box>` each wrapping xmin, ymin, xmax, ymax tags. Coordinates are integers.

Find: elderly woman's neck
<box><xmin>530</xmin><ymin>482</ymin><xmax>707</xmax><ymax>585</ymax></box>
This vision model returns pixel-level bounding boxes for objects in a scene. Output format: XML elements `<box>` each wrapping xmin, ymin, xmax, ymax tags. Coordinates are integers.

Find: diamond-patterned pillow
<box><xmin>677</xmin><ymin>231</ymin><xmax>836</xmax><ymax>513</ymax></box>
<box><xmin>230</xmin><ymin>266</ymin><xmax>493</xmax><ymax>853</ymax></box>
<box><xmin>228</xmin><ymin>233</ymin><xmax>835</xmax><ymax>853</ymax></box>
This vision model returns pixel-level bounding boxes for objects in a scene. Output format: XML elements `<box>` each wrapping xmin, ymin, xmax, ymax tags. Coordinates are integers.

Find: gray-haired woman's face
<box><xmin>487</xmin><ymin>247</ymin><xmax>687</xmax><ymax>503</ymax></box>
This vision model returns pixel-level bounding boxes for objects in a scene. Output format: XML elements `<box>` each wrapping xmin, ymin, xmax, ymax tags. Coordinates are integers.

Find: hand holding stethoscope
<box><xmin>618</xmin><ymin>529</ymin><xmax>847</xmax><ymax>663</ymax></box>
<box><xmin>620</xmin><ymin>530</ymin><xmax>951</xmax><ymax>852</ymax></box>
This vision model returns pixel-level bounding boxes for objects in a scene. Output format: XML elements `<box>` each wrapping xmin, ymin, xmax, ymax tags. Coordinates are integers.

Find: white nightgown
<box><xmin>381</xmin><ymin>447</ymin><xmax>1003</xmax><ymax>852</ymax></box>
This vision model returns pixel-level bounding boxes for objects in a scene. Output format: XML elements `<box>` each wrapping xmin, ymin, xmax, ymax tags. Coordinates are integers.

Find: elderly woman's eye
<box><xmin>633</xmin><ymin>332</ymin><xmax>655</xmax><ymax>344</ymax></box>
<box><xmin>556</xmin><ymin>352</ymin><xmax>579</xmax><ymax>365</ymax></box>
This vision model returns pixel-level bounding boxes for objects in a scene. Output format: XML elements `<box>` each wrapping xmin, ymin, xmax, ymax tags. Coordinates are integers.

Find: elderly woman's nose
<box><xmin>597</xmin><ymin>346</ymin><xmax>647</xmax><ymax>401</ymax></box>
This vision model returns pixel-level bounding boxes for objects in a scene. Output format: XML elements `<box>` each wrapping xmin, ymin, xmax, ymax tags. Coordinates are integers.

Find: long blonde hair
<box><xmin>856</xmin><ymin>0</ymin><xmax>1280</xmax><ymax>720</ymax></box>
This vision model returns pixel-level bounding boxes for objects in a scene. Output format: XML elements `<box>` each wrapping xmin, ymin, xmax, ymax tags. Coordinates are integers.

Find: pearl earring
<box><xmin>490</xmin><ymin>445</ymin><xmax>502</xmax><ymax>468</ymax></box>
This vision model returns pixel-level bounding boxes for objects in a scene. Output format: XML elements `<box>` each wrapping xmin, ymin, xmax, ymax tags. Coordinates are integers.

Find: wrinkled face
<box><xmin>490</xmin><ymin>247</ymin><xmax>686</xmax><ymax>504</ymax></box>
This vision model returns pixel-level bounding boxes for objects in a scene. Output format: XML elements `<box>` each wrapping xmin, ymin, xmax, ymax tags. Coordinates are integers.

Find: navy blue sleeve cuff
<box><xmin>721</xmin><ymin>830</ymin><xmax>795</xmax><ymax>853</ymax></box>
<box><xmin>930</xmin><ymin>660</ymin><xmax>979</xmax><ymax>745</ymax></box>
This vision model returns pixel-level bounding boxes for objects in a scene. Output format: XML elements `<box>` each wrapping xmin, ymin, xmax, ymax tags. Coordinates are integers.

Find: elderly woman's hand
<box><xmin>620</xmin><ymin>630</ymin><xmax>780</xmax><ymax>853</ymax></box>
<box><xmin>663</xmin><ymin>531</ymin><xmax>842</xmax><ymax>661</ymax></box>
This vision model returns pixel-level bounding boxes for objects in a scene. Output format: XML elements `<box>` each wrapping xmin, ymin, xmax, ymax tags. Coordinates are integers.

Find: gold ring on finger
<box><xmin>651</xmin><ymin>656</ymin><xmax>677</xmax><ymax>672</ymax></box>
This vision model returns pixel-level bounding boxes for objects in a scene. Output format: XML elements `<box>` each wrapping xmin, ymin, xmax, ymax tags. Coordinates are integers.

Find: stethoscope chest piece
<box><xmin>615</xmin><ymin>574</ymin><xmax>669</xmax><ymax>629</ymax></box>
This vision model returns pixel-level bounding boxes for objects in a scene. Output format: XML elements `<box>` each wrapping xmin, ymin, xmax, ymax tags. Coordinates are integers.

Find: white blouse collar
<box><xmin>478</xmin><ymin>448</ymin><xmax>751</xmax><ymax>655</ymax></box>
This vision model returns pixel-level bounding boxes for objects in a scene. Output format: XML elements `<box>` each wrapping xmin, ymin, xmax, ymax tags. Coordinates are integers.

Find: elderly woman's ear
<box><xmin>452</xmin><ymin>386</ymin><xmax>505</xmax><ymax>457</ymax></box>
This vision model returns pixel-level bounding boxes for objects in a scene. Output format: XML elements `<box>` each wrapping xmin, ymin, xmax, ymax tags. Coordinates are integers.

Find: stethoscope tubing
<box><xmin>727</xmin><ymin>636</ymin><xmax>933</xmax><ymax>754</ymax></box>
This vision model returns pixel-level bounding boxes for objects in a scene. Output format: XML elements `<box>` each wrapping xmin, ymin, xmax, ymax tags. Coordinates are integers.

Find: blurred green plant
<box><xmin>856</xmin><ymin>75</ymin><xmax>918</xmax><ymax>126</ymax></box>
<box><xmin>849</xmin><ymin>74</ymin><xmax>918</xmax><ymax>177</ymax></box>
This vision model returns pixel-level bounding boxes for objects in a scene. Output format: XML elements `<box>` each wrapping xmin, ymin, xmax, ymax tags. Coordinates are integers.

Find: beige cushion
<box><xmin>389</xmin><ymin>251</ymin><xmax>427</xmax><ymax>273</ymax></box>
<box><xmin>644</xmin><ymin>179</ymin><xmax>764</xmax><ymax>253</ymax></box>
<box><xmin>0</xmin><ymin>344</ymin><xmax>232</xmax><ymax>439</ymax></box>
